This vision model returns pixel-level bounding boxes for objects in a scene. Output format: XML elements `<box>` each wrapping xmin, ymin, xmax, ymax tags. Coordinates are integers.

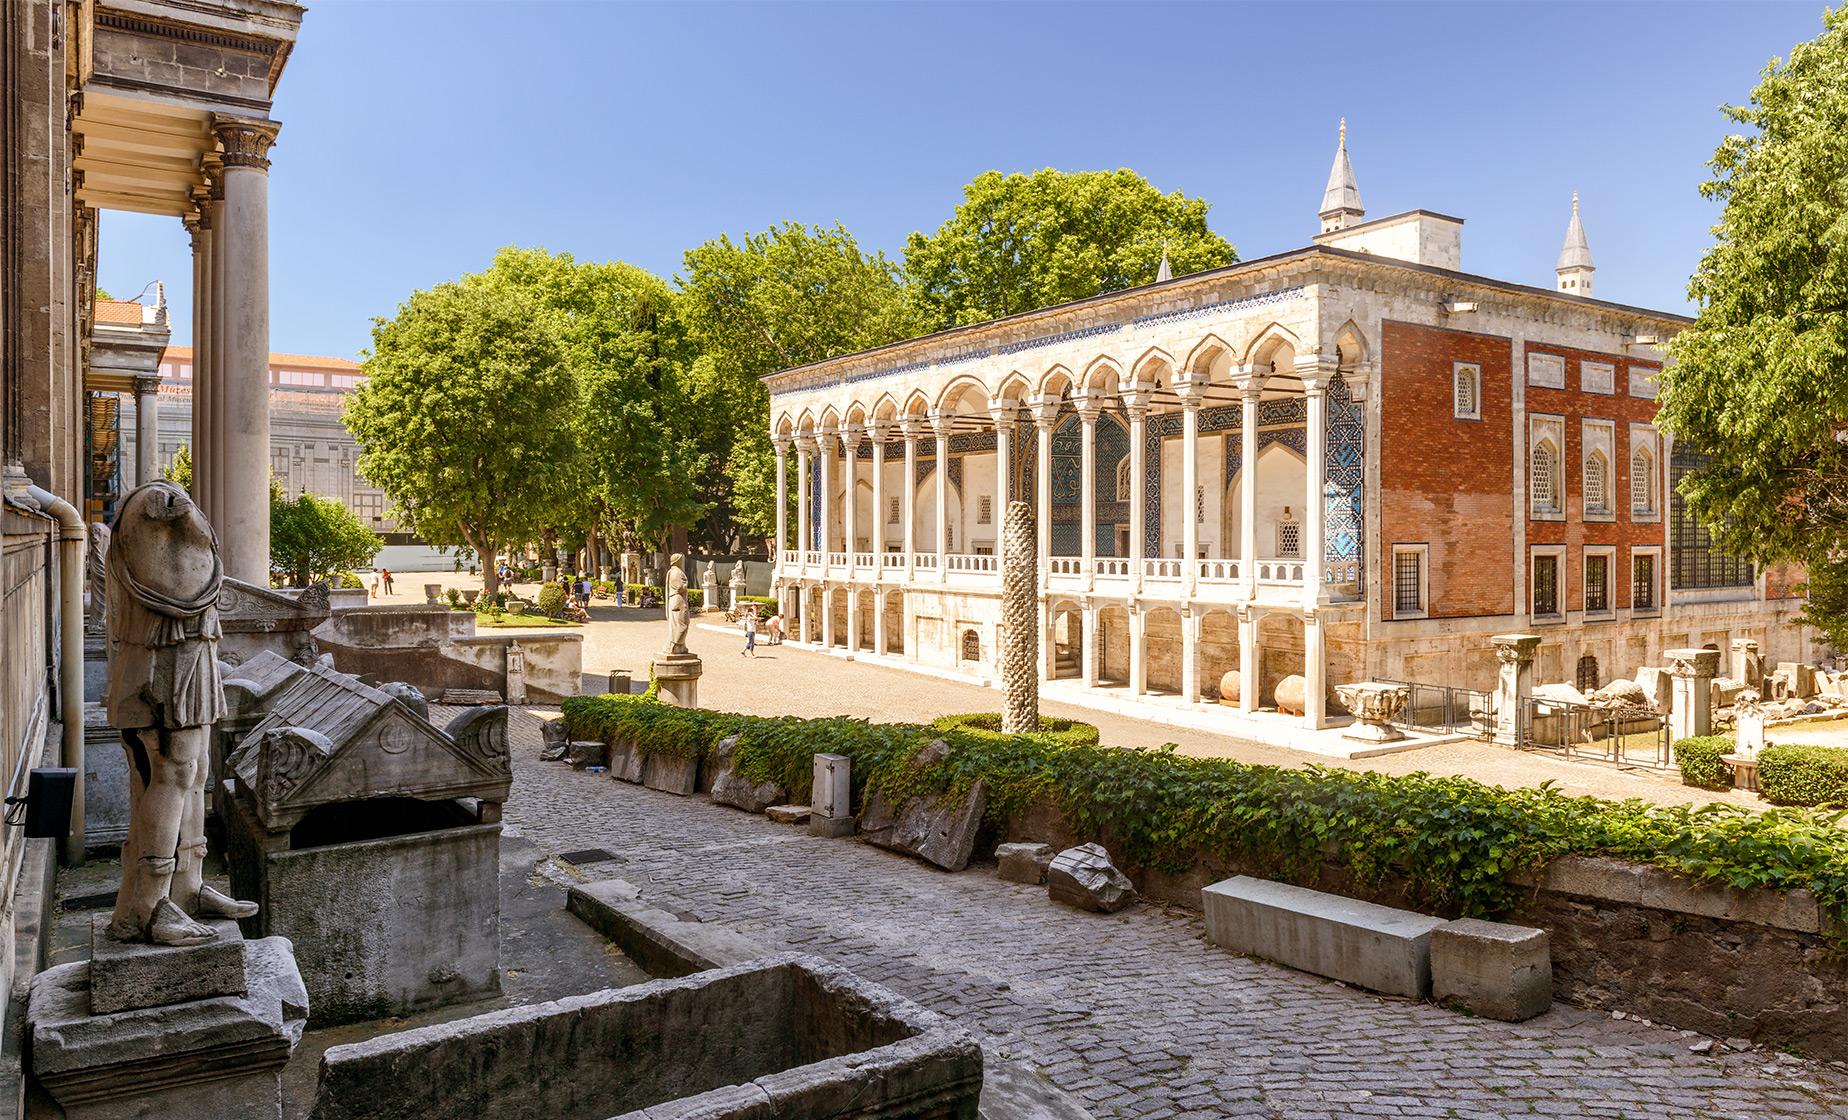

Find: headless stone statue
<box><xmin>664</xmin><ymin>553</ymin><xmax>690</xmax><ymax>655</ymax></box>
<box><xmin>85</xmin><ymin>522</ymin><xmax>110</xmax><ymax>629</ymax></box>
<box><xmin>104</xmin><ymin>480</ymin><xmax>257</xmax><ymax>946</ymax></box>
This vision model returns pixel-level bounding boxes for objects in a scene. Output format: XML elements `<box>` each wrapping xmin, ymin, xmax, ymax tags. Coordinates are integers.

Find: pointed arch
<box><xmin>1183</xmin><ymin>333</ymin><xmax>1235</xmax><ymax>382</ymax></box>
<box><xmin>901</xmin><ymin>390</ymin><xmax>932</xmax><ymax>419</ymax></box>
<box><xmin>773</xmin><ymin>412</ymin><xmax>796</xmax><ymax>438</ymax></box>
<box><xmin>844</xmin><ymin>402</ymin><xmax>869</xmax><ymax>427</ymax></box>
<box><xmin>935</xmin><ymin>374</ymin><xmax>994</xmax><ymax>415</ymax></box>
<box><xmin>995</xmin><ymin>371</ymin><xmax>1032</xmax><ymax>404</ymax></box>
<box><xmin>869</xmin><ymin>392</ymin><xmax>902</xmax><ymax>423</ymax></box>
<box><xmin>795</xmin><ymin>408</ymin><xmax>817</xmax><ymax>436</ymax></box>
<box><xmin>1241</xmin><ymin>322</ymin><xmax>1303</xmax><ymax>369</ymax></box>
<box><xmin>1129</xmin><ymin>346</ymin><xmax>1176</xmax><ymax>389</ymax></box>
<box><xmin>1037</xmin><ymin>363</ymin><xmax>1076</xmax><ymax>400</ymax></box>
<box><xmin>1081</xmin><ymin>355</ymin><xmax>1124</xmax><ymax>394</ymax></box>
<box><xmin>817</xmin><ymin>405</ymin><xmax>842</xmax><ymax>434</ymax></box>
<box><xmin>1332</xmin><ymin>319</ymin><xmax>1371</xmax><ymax>371</ymax></box>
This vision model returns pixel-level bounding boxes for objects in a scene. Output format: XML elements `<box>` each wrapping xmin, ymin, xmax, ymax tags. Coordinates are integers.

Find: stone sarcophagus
<box><xmin>222</xmin><ymin>659</ymin><xmax>511</xmax><ymax>1025</ymax></box>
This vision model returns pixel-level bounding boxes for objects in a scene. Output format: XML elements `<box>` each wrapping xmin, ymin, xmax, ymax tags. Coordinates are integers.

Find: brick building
<box><xmin>764</xmin><ymin>125</ymin><xmax>1813</xmax><ymax>732</ymax></box>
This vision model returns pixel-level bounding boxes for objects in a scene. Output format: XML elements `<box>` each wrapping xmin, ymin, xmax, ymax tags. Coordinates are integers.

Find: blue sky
<box><xmin>99</xmin><ymin>0</ymin><xmax>1826</xmax><ymax>360</ymax></box>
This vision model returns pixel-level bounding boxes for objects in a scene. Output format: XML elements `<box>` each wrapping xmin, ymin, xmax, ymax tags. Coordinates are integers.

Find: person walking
<box><xmin>741</xmin><ymin>609</ymin><xmax>758</xmax><ymax>657</ymax></box>
<box><xmin>380</xmin><ymin>568</ymin><xmax>394</xmax><ymax>595</ymax></box>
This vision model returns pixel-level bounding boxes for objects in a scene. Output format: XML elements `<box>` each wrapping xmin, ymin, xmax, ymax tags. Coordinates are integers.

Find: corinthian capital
<box><xmin>211</xmin><ymin>116</ymin><xmax>282</xmax><ymax>171</ymax></box>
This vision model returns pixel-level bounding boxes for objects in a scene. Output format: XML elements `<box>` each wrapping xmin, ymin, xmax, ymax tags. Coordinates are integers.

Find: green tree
<box><xmin>904</xmin><ymin>169</ymin><xmax>1237</xmax><ymax>330</ymax></box>
<box><xmin>1656</xmin><ymin>7</ymin><xmax>1848</xmax><ymax>631</ymax></box>
<box><xmin>270</xmin><ymin>491</ymin><xmax>383</xmax><ymax>588</ymax></box>
<box><xmin>346</xmin><ymin>276</ymin><xmax>576</xmax><ymax>596</ymax></box>
<box><xmin>163</xmin><ymin>443</ymin><xmax>192</xmax><ymax>490</ymax></box>
<box><xmin>679</xmin><ymin>223</ymin><xmax>928</xmax><ymax>540</ymax></box>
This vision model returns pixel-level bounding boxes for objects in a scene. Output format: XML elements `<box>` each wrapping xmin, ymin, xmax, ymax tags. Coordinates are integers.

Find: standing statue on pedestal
<box><xmin>664</xmin><ymin>553</ymin><xmax>690</xmax><ymax>655</ymax></box>
<box><xmin>105</xmin><ymin>480</ymin><xmax>258</xmax><ymax>945</ymax></box>
<box><xmin>85</xmin><ymin>522</ymin><xmax>110</xmax><ymax>629</ymax></box>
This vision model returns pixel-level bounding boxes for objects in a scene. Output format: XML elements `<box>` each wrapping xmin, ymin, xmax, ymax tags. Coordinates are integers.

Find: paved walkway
<box><xmin>500</xmin><ymin>707</ymin><xmax>1848</xmax><ymax>1120</ymax></box>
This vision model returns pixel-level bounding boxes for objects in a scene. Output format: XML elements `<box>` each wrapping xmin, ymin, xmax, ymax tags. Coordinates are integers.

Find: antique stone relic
<box><xmin>103</xmin><ymin>480</ymin><xmax>258</xmax><ymax>946</ymax></box>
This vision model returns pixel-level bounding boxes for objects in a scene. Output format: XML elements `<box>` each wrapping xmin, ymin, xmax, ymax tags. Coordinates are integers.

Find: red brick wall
<box><xmin>1523</xmin><ymin>344</ymin><xmax>1664</xmax><ymax>612</ymax></box>
<box><xmin>1765</xmin><ymin>562</ymin><xmax>1807</xmax><ymax>601</ymax></box>
<box><xmin>1380</xmin><ymin>321</ymin><xmax>1514</xmax><ymax>619</ymax></box>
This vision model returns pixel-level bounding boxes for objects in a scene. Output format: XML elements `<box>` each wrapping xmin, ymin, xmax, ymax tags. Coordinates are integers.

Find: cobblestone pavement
<box><xmin>501</xmin><ymin>708</ymin><xmax>1848</xmax><ymax>1120</ymax></box>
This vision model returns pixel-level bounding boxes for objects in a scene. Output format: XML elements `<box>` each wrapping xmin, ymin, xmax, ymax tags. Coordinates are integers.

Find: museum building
<box><xmin>764</xmin><ymin>127</ymin><xmax>1812</xmax><ymax>730</ymax></box>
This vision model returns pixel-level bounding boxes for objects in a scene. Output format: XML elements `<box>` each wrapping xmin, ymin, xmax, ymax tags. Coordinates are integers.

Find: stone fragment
<box><xmin>440</xmin><ymin>688</ymin><xmax>503</xmax><ymax>706</ymax></box>
<box><xmin>539</xmin><ymin>718</ymin><xmax>569</xmax><ymax>762</ymax></box>
<box><xmin>641</xmin><ymin>751</ymin><xmax>698</xmax><ymax>796</ymax></box>
<box><xmin>1202</xmin><ymin>875</ymin><xmax>1443</xmax><ymax>998</ymax></box>
<box><xmin>567</xmin><ymin>740</ymin><xmax>606</xmax><ymax>769</ymax></box>
<box><xmin>1634</xmin><ymin>666</ymin><xmax>1672</xmax><ymax>714</ymax></box>
<box><xmin>1430</xmin><ymin>917</ymin><xmax>1552</xmax><ymax>1022</ymax></box>
<box><xmin>377</xmin><ymin>681</ymin><xmax>429</xmax><ymax>719</ymax></box>
<box><xmin>606</xmin><ymin>739</ymin><xmax>644</xmax><ymax>784</ymax></box>
<box><xmin>996</xmin><ymin>842</ymin><xmax>1054</xmax><ymax>885</ymax></box>
<box><xmin>766</xmin><ymin>805</ymin><xmax>811</xmax><ymax>825</ymax></box>
<box><xmin>708</xmin><ymin>736</ymin><xmax>784</xmax><ymax>813</ymax></box>
<box><xmin>858</xmin><ymin>741</ymin><xmax>986</xmax><ymax>872</ymax></box>
<box><xmin>1273</xmin><ymin>674</ymin><xmax>1307</xmax><ymax>715</ymax></box>
<box><xmin>1047</xmin><ymin>843</ymin><xmax>1134</xmax><ymax>913</ymax></box>
<box><xmin>1689</xmin><ymin>1039</ymin><xmax>1714</xmax><ymax>1054</ymax></box>
<box><xmin>88</xmin><ymin>915</ymin><xmax>246</xmax><ymax>1015</ymax></box>
<box><xmin>1218</xmin><ymin>669</ymin><xmax>1239</xmax><ymax>704</ymax></box>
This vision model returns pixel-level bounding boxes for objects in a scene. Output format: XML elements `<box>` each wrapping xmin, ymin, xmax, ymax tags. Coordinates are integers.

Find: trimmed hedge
<box><xmin>561</xmin><ymin>693</ymin><xmax>1848</xmax><ymax>925</ymax></box>
<box><xmin>929</xmin><ymin>713</ymin><xmax>1099</xmax><ymax>749</ymax></box>
<box><xmin>737</xmin><ymin>594</ymin><xmax>779</xmax><ymax>618</ymax></box>
<box><xmin>1759</xmin><ymin>744</ymin><xmax>1848</xmax><ymax>808</ymax></box>
<box><xmin>1675</xmin><ymin>736</ymin><xmax>1734</xmax><ymax>789</ymax></box>
<box><xmin>624</xmin><ymin>584</ymin><xmax>703</xmax><ymax>610</ymax></box>
<box><xmin>535</xmin><ymin>584</ymin><xmax>568</xmax><ymax>620</ymax></box>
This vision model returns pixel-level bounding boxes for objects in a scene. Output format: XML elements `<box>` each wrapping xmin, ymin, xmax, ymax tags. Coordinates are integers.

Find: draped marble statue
<box><xmin>664</xmin><ymin>553</ymin><xmax>690</xmax><ymax>655</ymax></box>
<box><xmin>105</xmin><ymin>480</ymin><xmax>258</xmax><ymax>945</ymax></box>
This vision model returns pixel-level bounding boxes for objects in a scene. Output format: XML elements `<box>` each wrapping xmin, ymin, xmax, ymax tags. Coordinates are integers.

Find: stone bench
<box><xmin>1202</xmin><ymin>876</ymin><xmax>1445</xmax><ymax>998</ymax></box>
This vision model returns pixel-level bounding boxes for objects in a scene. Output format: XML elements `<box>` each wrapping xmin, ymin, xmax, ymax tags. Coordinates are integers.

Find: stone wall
<box><xmin>312</xmin><ymin>607</ymin><xmax>582</xmax><ymax>702</ymax></box>
<box><xmin>1001</xmin><ymin>797</ymin><xmax>1848</xmax><ymax>1059</ymax></box>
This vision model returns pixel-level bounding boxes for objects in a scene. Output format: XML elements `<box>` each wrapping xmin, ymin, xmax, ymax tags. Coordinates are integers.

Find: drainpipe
<box><xmin>26</xmin><ymin>484</ymin><xmax>86</xmax><ymax>867</ymax></box>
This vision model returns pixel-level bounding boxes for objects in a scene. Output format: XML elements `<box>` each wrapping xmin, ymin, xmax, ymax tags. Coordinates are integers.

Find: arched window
<box><xmin>1115</xmin><ymin>457</ymin><xmax>1131</xmax><ymax>501</ymax></box>
<box><xmin>1631</xmin><ymin>445</ymin><xmax>1654</xmax><ymax>515</ymax></box>
<box><xmin>1585</xmin><ymin>451</ymin><xmax>1609</xmax><ymax>513</ymax></box>
<box><xmin>960</xmin><ymin>629</ymin><xmax>980</xmax><ymax>661</ymax></box>
<box><xmin>1532</xmin><ymin>441</ymin><xmax>1559</xmax><ymax>511</ymax></box>
<box><xmin>1453</xmin><ymin>362</ymin><xmax>1480</xmax><ymax>420</ymax></box>
<box><xmin>1576</xmin><ymin>654</ymin><xmax>1600</xmax><ymax>693</ymax></box>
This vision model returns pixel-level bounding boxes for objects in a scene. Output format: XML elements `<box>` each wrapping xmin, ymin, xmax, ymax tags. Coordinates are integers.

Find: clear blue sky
<box><xmin>98</xmin><ymin>0</ymin><xmax>1827</xmax><ymax>361</ymax></box>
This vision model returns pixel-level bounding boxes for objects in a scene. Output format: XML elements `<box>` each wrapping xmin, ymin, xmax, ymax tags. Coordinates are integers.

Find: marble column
<box><xmin>1081</xmin><ymin>602</ymin><xmax>1099</xmax><ymax>687</ymax></box>
<box><xmin>1238</xmin><ymin>379</ymin><xmax>1261</xmax><ymax>599</ymax></box>
<box><xmin>1302</xmin><ymin>612</ymin><xmax>1327</xmax><ymax>729</ymax></box>
<box><xmin>901</xmin><ymin>420</ymin><xmax>919</xmax><ymax>579</ymax></box>
<box><xmin>1075</xmin><ymin>394</ymin><xmax>1100</xmax><ymax>588</ymax></box>
<box><xmin>213</xmin><ymin>116</ymin><xmax>281</xmax><ymax>585</ymax></box>
<box><xmin>930</xmin><ymin>411</ymin><xmax>950</xmax><ymax>575</ymax></box>
<box><xmin>1300</xmin><ymin>359</ymin><xmax>1332</xmax><ymax>607</ymax></box>
<box><xmin>185</xmin><ymin>214</ymin><xmax>209</xmax><ymax>509</ymax></box>
<box><xmin>1180</xmin><ymin>385</ymin><xmax>1203</xmax><ymax>594</ymax></box>
<box><xmin>1123</xmin><ymin>389</ymin><xmax>1149</xmax><ymax>590</ymax></box>
<box><xmin>1492</xmin><ymin>633</ymin><xmax>1541</xmax><ymax>744</ymax></box>
<box><xmin>773</xmin><ymin>438</ymin><xmax>790</xmax><ymax>561</ymax></box>
<box><xmin>1181</xmin><ymin>605</ymin><xmax>1200</xmax><ymax>704</ymax></box>
<box><xmin>989</xmin><ymin>405</ymin><xmax>1014</xmax><ymax>548</ymax></box>
<box><xmin>1031</xmin><ymin>397</ymin><xmax>1057</xmax><ymax>590</ymax></box>
<box><xmin>872</xmin><ymin>589</ymin><xmax>886</xmax><ymax>655</ymax></box>
<box><xmin>1668</xmin><ymin>647</ymin><xmax>1721</xmax><ymax>743</ymax></box>
<box><xmin>869</xmin><ymin>425</ymin><xmax>886</xmax><ymax>569</ymax></box>
<box><xmin>1238</xmin><ymin>606</ymin><xmax>1259</xmax><ymax>714</ymax></box>
<box><xmin>818</xmin><ymin>430</ymin><xmax>834</xmax><ymax>561</ymax></box>
<box><xmin>841</xmin><ymin>425</ymin><xmax>860</xmax><ymax>570</ymax></box>
<box><xmin>796</xmin><ymin>439</ymin><xmax>814</xmax><ymax>566</ymax></box>
<box><xmin>208</xmin><ymin>178</ymin><xmax>228</xmax><ymax>532</ymax></box>
<box><xmin>131</xmin><ymin>374</ymin><xmax>159</xmax><ymax>488</ymax></box>
<box><xmin>1128</xmin><ymin>604</ymin><xmax>1146</xmax><ymax>695</ymax></box>
<box><xmin>845</xmin><ymin>588</ymin><xmax>860</xmax><ymax>656</ymax></box>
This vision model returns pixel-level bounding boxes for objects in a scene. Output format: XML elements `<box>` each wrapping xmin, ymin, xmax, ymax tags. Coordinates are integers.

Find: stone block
<box><xmin>539</xmin><ymin>718</ymin><xmax>569</xmax><ymax>762</ymax></box>
<box><xmin>567</xmin><ymin>878</ymin><xmax>768</xmax><ymax>978</ymax></box>
<box><xmin>807</xmin><ymin>812</ymin><xmax>854</xmax><ymax>837</ymax></box>
<box><xmin>1047</xmin><ymin>844</ymin><xmax>1134</xmax><ymax>913</ymax></box>
<box><xmin>1430</xmin><ymin>918</ymin><xmax>1552</xmax><ymax>1022</ymax></box>
<box><xmin>766</xmin><ymin>805</ymin><xmax>810</xmax><ymax>825</ymax></box>
<box><xmin>642</xmin><ymin>752</ymin><xmax>699</xmax><ymax>796</ymax></box>
<box><xmin>607</xmin><ymin>739</ymin><xmax>644</xmax><ymax>784</ymax></box>
<box><xmin>709</xmin><ymin>736</ymin><xmax>784</xmax><ymax>813</ymax></box>
<box><xmin>1634</xmin><ymin>666</ymin><xmax>1671</xmax><ymax>714</ymax></box>
<box><xmin>89</xmin><ymin>915</ymin><xmax>245</xmax><ymax>1015</ymax></box>
<box><xmin>1202</xmin><ymin>875</ymin><xmax>1445</xmax><ymax>998</ymax></box>
<box><xmin>859</xmin><ymin>745</ymin><xmax>986</xmax><ymax>872</ymax></box>
<box><xmin>607</xmin><ymin>670</ymin><xmax>632</xmax><ymax>695</ymax></box>
<box><xmin>31</xmin><ymin>936</ymin><xmax>308</xmax><ymax>1120</ymax></box>
<box><xmin>996</xmin><ymin>842</ymin><xmax>1055</xmax><ymax>885</ymax></box>
<box><xmin>812</xmin><ymin>752</ymin><xmax>851</xmax><ymax>820</ymax></box>
<box><xmin>567</xmin><ymin>740</ymin><xmax>606</xmax><ymax>769</ymax></box>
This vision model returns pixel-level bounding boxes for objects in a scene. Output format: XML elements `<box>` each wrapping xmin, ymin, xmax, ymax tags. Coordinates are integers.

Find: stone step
<box><xmin>1202</xmin><ymin>875</ymin><xmax>1445</xmax><ymax>998</ymax></box>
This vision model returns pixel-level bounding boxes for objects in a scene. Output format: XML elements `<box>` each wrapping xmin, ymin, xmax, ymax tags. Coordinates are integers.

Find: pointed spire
<box><xmin>1155</xmin><ymin>240</ymin><xmax>1172</xmax><ymax>283</ymax></box>
<box><xmin>1556</xmin><ymin>192</ymin><xmax>1595</xmax><ymax>295</ymax></box>
<box><xmin>1319</xmin><ymin>117</ymin><xmax>1365</xmax><ymax>233</ymax></box>
<box><xmin>151</xmin><ymin>280</ymin><xmax>168</xmax><ymax>325</ymax></box>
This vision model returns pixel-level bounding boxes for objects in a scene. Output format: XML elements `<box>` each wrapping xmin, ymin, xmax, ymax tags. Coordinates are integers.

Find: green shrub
<box><xmin>535</xmin><ymin>583</ymin><xmax>567</xmax><ymax>620</ymax></box>
<box><xmin>930</xmin><ymin>713</ymin><xmax>1099</xmax><ymax>749</ymax></box>
<box><xmin>1759</xmin><ymin>744</ymin><xmax>1848</xmax><ymax>807</ymax></box>
<box><xmin>738</xmin><ymin>594</ymin><xmax>779</xmax><ymax>618</ymax></box>
<box><xmin>335</xmin><ymin>571</ymin><xmax>364</xmax><ymax>589</ymax></box>
<box><xmin>560</xmin><ymin>695</ymin><xmax>1848</xmax><ymax>925</ymax></box>
<box><xmin>688</xmin><ymin>589</ymin><xmax>704</xmax><ymax>611</ymax></box>
<box><xmin>445</xmin><ymin>588</ymin><xmax>462</xmax><ymax>607</ymax></box>
<box><xmin>1675</xmin><ymin>736</ymin><xmax>1734</xmax><ymax>789</ymax></box>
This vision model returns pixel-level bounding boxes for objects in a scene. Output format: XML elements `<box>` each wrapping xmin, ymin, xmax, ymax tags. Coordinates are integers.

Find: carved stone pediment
<box><xmin>230</xmin><ymin>661</ymin><xmax>511</xmax><ymax>832</ymax></box>
<box><xmin>216</xmin><ymin>577</ymin><xmax>330</xmax><ymax>635</ymax></box>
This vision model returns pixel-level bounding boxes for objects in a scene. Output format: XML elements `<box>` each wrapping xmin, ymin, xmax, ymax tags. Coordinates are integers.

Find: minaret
<box><xmin>1319</xmin><ymin>118</ymin><xmax>1365</xmax><ymax>233</ymax></box>
<box><xmin>1556</xmin><ymin>192</ymin><xmax>1595</xmax><ymax>296</ymax></box>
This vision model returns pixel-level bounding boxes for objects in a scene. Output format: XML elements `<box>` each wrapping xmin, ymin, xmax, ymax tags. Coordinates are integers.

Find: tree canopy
<box><xmin>679</xmin><ymin>223</ymin><xmax>929</xmax><ymax>540</ymax></box>
<box><xmin>346</xmin><ymin>274</ymin><xmax>576</xmax><ymax>593</ymax></box>
<box><xmin>270</xmin><ymin>491</ymin><xmax>382</xmax><ymax>587</ymax></box>
<box><xmin>1656</xmin><ymin>7</ymin><xmax>1848</xmax><ymax>640</ymax></box>
<box><xmin>904</xmin><ymin>169</ymin><xmax>1237</xmax><ymax>330</ymax></box>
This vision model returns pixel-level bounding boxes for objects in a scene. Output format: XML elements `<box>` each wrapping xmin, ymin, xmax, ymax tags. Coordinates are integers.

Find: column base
<box><xmin>651</xmin><ymin>653</ymin><xmax>704</xmax><ymax>709</ymax></box>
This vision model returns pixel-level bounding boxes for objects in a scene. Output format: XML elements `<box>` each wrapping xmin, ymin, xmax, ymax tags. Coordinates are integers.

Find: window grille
<box><xmin>1532</xmin><ymin>442</ymin><xmax>1558</xmax><ymax>511</ymax></box>
<box><xmin>1633</xmin><ymin>553</ymin><xmax>1656</xmax><ymax>609</ymax></box>
<box><xmin>1277</xmin><ymin>521</ymin><xmax>1301</xmax><ymax>558</ymax></box>
<box><xmin>1631</xmin><ymin>446</ymin><xmax>1653</xmax><ymax>514</ymax></box>
<box><xmin>1533</xmin><ymin>554</ymin><xmax>1560</xmax><ymax>616</ymax></box>
<box><xmin>1585</xmin><ymin>452</ymin><xmax>1609</xmax><ymax>513</ymax></box>
<box><xmin>1196</xmin><ymin>485</ymin><xmax>1205</xmax><ymax>524</ymax></box>
<box><xmin>1576</xmin><ymin>654</ymin><xmax>1600</xmax><ymax>692</ymax></box>
<box><xmin>1394</xmin><ymin>550</ymin><xmax>1423</xmax><ymax>616</ymax></box>
<box><xmin>888</xmin><ymin>496</ymin><xmax>900</xmax><ymax>524</ymax></box>
<box><xmin>978</xmin><ymin>496</ymin><xmax>992</xmax><ymax>525</ymax></box>
<box><xmin>1454</xmin><ymin>363</ymin><xmax>1479</xmax><ymax>419</ymax></box>
<box><xmin>960</xmin><ymin>629</ymin><xmax>980</xmax><ymax>661</ymax></box>
<box><xmin>1670</xmin><ymin>448</ymin><xmax>1754</xmax><ymax>589</ymax></box>
<box><xmin>1585</xmin><ymin>553</ymin><xmax>1609</xmax><ymax>613</ymax></box>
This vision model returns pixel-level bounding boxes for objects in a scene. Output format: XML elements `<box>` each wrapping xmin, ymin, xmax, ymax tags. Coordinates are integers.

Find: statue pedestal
<box><xmin>29</xmin><ymin>922</ymin><xmax>308</xmax><ymax>1120</ymax></box>
<box><xmin>651</xmin><ymin>653</ymin><xmax>703</xmax><ymax>709</ymax></box>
